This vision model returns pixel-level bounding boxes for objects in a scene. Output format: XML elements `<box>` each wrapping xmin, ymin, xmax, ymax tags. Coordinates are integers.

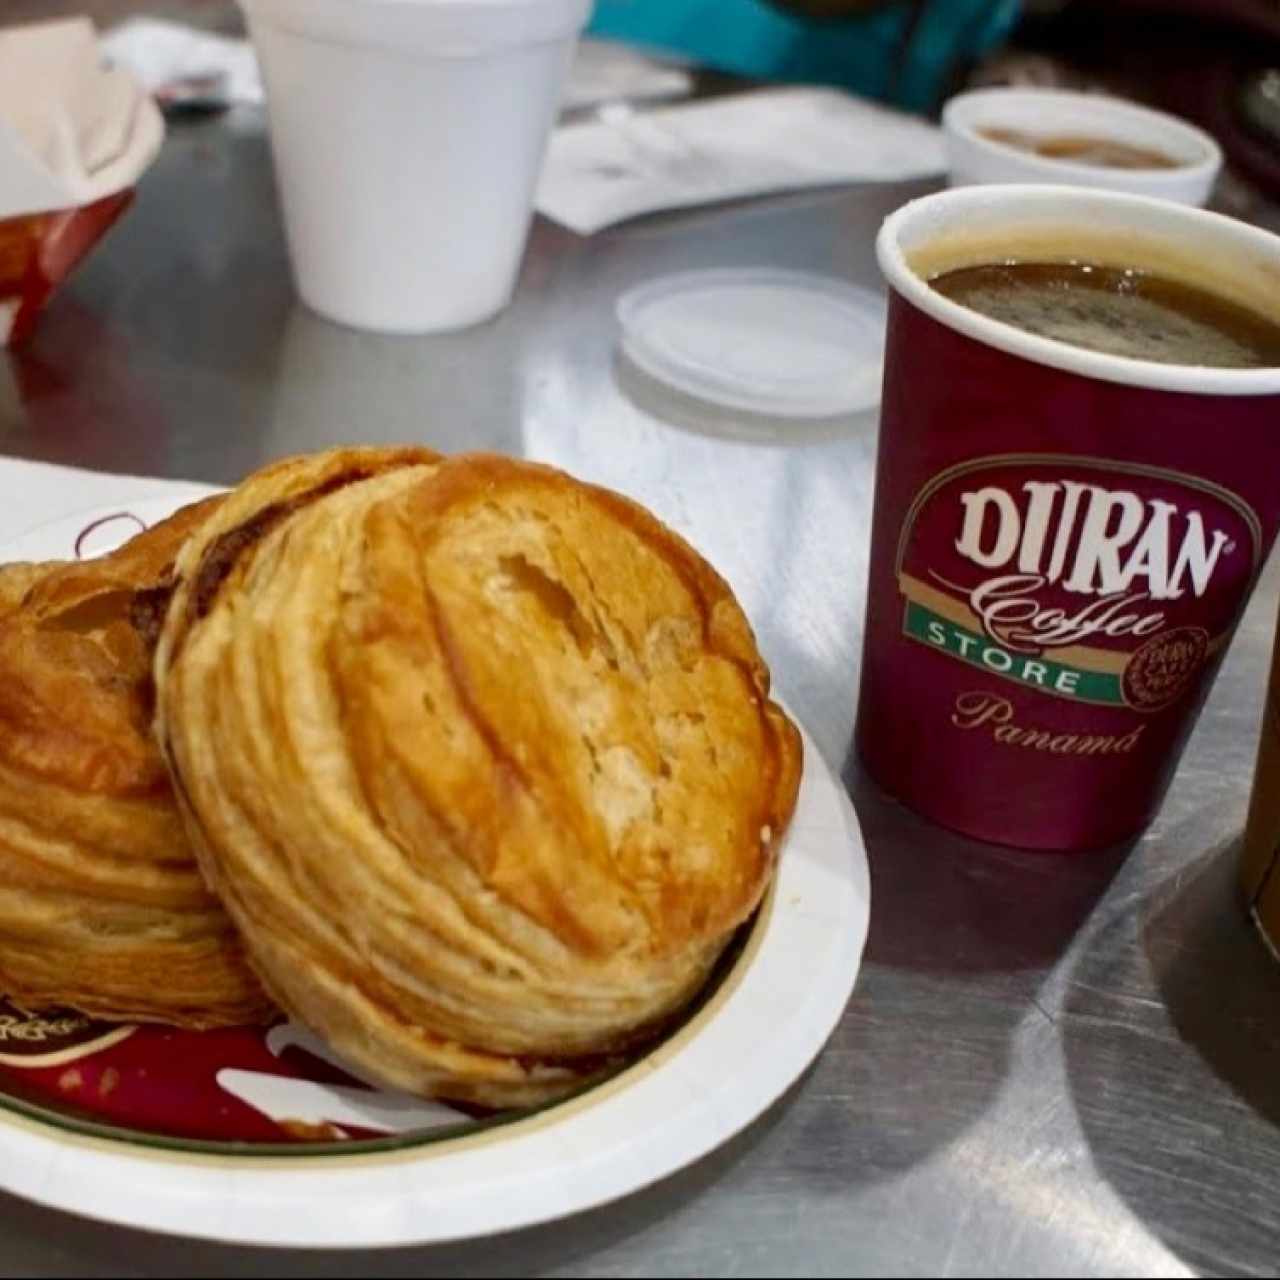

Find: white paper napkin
<box><xmin>102</xmin><ymin>18</ymin><xmax>692</xmax><ymax>114</ymax></box>
<box><xmin>0</xmin><ymin>17</ymin><xmax>164</xmax><ymax>220</ymax></box>
<box><xmin>0</xmin><ymin>457</ymin><xmax>215</xmax><ymax>553</ymax></box>
<box><xmin>536</xmin><ymin>87</ymin><xmax>946</xmax><ymax>235</ymax></box>
<box><xmin>101</xmin><ymin>17</ymin><xmax>265</xmax><ymax>107</ymax></box>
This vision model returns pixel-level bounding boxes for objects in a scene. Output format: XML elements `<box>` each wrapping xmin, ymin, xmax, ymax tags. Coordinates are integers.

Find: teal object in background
<box><xmin>586</xmin><ymin>0</ymin><xmax>1021</xmax><ymax>112</ymax></box>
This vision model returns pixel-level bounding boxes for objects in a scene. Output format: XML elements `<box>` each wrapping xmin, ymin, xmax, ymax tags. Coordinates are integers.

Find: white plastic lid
<box><xmin>616</xmin><ymin>269</ymin><xmax>886</xmax><ymax>420</ymax></box>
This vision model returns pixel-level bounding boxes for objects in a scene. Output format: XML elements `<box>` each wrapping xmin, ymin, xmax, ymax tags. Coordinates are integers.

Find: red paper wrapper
<box><xmin>0</xmin><ymin>998</ymin><xmax>473</xmax><ymax>1149</ymax></box>
<box><xmin>0</xmin><ymin>190</ymin><xmax>133</xmax><ymax>347</ymax></box>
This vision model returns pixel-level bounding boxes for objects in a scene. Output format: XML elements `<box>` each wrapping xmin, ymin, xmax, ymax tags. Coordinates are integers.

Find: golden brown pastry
<box><xmin>156</xmin><ymin>449</ymin><xmax>801</xmax><ymax>1106</ymax></box>
<box><xmin>0</xmin><ymin>562</ymin><xmax>54</xmax><ymax>615</ymax></box>
<box><xmin>0</xmin><ymin>497</ymin><xmax>274</xmax><ymax>1027</ymax></box>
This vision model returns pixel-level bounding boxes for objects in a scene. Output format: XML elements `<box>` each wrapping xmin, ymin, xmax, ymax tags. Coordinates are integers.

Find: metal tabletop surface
<box><xmin>2</xmin><ymin>103</ymin><xmax>1279</xmax><ymax>1280</ymax></box>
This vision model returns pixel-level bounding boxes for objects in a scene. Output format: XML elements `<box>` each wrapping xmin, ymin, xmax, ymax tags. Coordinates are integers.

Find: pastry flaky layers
<box><xmin>0</xmin><ymin>500</ymin><xmax>273</xmax><ymax>1027</ymax></box>
<box><xmin>156</xmin><ymin>447</ymin><xmax>802</xmax><ymax>1107</ymax></box>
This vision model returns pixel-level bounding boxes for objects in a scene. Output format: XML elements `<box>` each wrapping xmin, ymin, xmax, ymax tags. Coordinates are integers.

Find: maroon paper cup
<box><xmin>857</xmin><ymin>184</ymin><xmax>1280</xmax><ymax>851</ymax></box>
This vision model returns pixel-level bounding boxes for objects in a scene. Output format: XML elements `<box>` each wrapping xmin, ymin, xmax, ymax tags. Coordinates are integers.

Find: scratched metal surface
<box><xmin>1</xmin><ymin>104</ymin><xmax>1279</xmax><ymax>1279</ymax></box>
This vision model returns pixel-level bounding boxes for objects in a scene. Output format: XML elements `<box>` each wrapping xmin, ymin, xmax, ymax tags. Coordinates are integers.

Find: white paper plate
<box><xmin>0</xmin><ymin>495</ymin><xmax>870</xmax><ymax>1248</ymax></box>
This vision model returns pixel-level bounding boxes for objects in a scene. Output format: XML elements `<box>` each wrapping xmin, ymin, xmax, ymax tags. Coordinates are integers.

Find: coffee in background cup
<box><xmin>1242</xmin><ymin>605</ymin><xmax>1280</xmax><ymax>953</ymax></box>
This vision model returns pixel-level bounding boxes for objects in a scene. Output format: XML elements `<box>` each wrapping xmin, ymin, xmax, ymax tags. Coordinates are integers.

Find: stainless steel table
<box><xmin>1</xmin><ymin>105</ymin><xmax>1279</xmax><ymax>1279</ymax></box>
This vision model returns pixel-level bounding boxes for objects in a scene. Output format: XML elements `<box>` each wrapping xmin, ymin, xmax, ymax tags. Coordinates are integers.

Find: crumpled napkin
<box><xmin>101</xmin><ymin>17</ymin><xmax>265</xmax><ymax>109</ymax></box>
<box><xmin>0</xmin><ymin>17</ymin><xmax>163</xmax><ymax>220</ymax></box>
<box><xmin>101</xmin><ymin>16</ymin><xmax>692</xmax><ymax>115</ymax></box>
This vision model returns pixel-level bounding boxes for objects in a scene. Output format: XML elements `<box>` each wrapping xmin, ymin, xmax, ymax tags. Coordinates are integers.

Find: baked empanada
<box><xmin>0</xmin><ymin>498</ymin><xmax>273</xmax><ymax>1026</ymax></box>
<box><xmin>157</xmin><ymin>450</ymin><xmax>801</xmax><ymax>1106</ymax></box>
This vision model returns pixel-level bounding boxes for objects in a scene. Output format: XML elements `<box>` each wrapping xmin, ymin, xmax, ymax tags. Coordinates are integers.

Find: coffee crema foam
<box><xmin>905</xmin><ymin>224</ymin><xmax>1280</xmax><ymax>336</ymax></box>
<box><xmin>929</xmin><ymin>261</ymin><xmax>1280</xmax><ymax>368</ymax></box>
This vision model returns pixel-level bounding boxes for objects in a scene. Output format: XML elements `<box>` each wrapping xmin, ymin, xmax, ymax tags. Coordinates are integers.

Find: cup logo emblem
<box><xmin>897</xmin><ymin>455</ymin><xmax>1261</xmax><ymax>712</ymax></box>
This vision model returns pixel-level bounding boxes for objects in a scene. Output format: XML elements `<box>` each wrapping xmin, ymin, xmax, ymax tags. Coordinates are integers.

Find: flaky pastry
<box><xmin>156</xmin><ymin>449</ymin><xmax>801</xmax><ymax>1106</ymax></box>
<box><xmin>0</xmin><ymin>498</ymin><xmax>272</xmax><ymax>1026</ymax></box>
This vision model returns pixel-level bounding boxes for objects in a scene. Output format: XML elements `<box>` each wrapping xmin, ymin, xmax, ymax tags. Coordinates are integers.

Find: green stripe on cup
<box><xmin>903</xmin><ymin>601</ymin><xmax>1125</xmax><ymax>706</ymax></box>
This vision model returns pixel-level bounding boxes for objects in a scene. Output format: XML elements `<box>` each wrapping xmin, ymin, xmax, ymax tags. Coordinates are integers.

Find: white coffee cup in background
<box><xmin>240</xmin><ymin>0</ymin><xmax>591</xmax><ymax>334</ymax></box>
<box><xmin>942</xmin><ymin>87</ymin><xmax>1222</xmax><ymax>207</ymax></box>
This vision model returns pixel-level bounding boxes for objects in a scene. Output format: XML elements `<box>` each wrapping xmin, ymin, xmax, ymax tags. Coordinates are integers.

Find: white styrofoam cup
<box><xmin>241</xmin><ymin>0</ymin><xmax>591</xmax><ymax>333</ymax></box>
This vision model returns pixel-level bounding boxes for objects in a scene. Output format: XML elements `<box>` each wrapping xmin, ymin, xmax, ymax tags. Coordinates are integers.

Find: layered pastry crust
<box><xmin>0</xmin><ymin>498</ymin><xmax>273</xmax><ymax>1026</ymax></box>
<box><xmin>156</xmin><ymin>450</ymin><xmax>801</xmax><ymax>1106</ymax></box>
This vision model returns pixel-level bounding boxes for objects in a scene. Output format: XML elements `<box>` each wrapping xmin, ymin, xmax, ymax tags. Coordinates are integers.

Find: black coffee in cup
<box><xmin>930</xmin><ymin>261</ymin><xmax>1280</xmax><ymax>368</ymax></box>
